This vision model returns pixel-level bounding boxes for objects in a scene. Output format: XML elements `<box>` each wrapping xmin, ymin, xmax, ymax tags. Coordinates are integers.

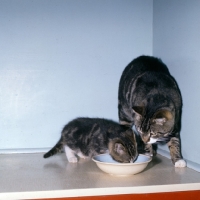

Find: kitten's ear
<box><xmin>114</xmin><ymin>142</ymin><xmax>126</xmax><ymax>156</ymax></box>
<box><xmin>153</xmin><ymin>109</ymin><xmax>173</xmax><ymax>125</ymax></box>
<box><xmin>132</xmin><ymin>106</ymin><xmax>145</xmax><ymax>116</ymax></box>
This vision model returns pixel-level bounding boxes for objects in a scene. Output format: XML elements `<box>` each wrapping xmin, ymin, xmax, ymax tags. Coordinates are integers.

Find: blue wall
<box><xmin>153</xmin><ymin>0</ymin><xmax>200</xmax><ymax>167</ymax></box>
<box><xmin>0</xmin><ymin>0</ymin><xmax>153</xmax><ymax>150</ymax></box>
<box><xmin>1</xmin><ymin>0</ymin><xmax>200</xmax><ymax>170</ymax></box>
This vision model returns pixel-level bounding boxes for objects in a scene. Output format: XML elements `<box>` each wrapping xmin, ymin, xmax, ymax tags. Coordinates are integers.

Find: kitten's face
<box><xmin>109</xmin><ymin>129</ymin><xmax>138</xmax><ymax>163</ymax></box>
<box><xmin>133</xmin><ymin>106</ymin><xmax>175</xmax><ymax>143</ymax></box>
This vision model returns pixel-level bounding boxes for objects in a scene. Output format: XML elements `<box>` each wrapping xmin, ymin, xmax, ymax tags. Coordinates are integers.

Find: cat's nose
<box><xmin>142</xmin><ymin>134</ymin><xmax>150</xmax><ymax>143</ymax></box>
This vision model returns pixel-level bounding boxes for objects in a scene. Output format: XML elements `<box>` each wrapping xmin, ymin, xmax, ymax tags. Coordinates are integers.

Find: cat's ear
<box><xmin>153</xmin><ymin>109</ymin><xmax>173</xmax><ymax>125</ymax></box>
<box><xmin>153</xmin><ymin>118</ymin><xmax>166</xmax><ymax>125</ymax></box>
<box><xmin>114</xmin><ymin>142</ymin><xmax>126</xmax><ymax>156</ymax></box>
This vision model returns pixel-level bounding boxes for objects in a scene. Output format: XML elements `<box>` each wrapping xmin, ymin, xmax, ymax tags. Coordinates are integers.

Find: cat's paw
<box><xmin>68</xmin><ymin>157</ymin><xmax>78</xmax><ymax>163</ymax></box>
<box><xmin>77</xmin><ymin>151</ymin><xmax>88</xmax><ymax>159</ymax></box>
<box><xmin>145</xmin><ymin>152</ymin><xmax>154</xmax><ymax>157</ymax></box>
<box><xmin>175</xmin><ymin>159</ymin><xmax>186</xmax><ymax>168</ymax></box>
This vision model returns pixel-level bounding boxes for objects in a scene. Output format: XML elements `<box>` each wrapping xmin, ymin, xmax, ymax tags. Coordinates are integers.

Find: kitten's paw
<box><xmin>145</xmin><ymin>153</ymin><xmax>153</xmax><ymax>157</ymax></box>
<box><xmin>175</xmin><ymin>159</ymin><xmax>187</xmax><ymax>168</ymax></box>
<box><xmin>144</xmin><ymin>152</ymin><xmax>154</xmax><ymax>157</ymax></box>
<box><xmin>77</xmin><ymin>151</ymin><xmax>88</xmax><ymax>159</ymax></box>
<box><xmin>68</xmin><ymin>157</ymin><xmax>78</xmax><ymax>163</ymax></box>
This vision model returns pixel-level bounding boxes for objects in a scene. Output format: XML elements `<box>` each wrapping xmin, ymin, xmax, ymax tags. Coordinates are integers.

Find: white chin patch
<box><xmin>147</xmin><ymin>137</ymin><xmax>158</xmax><ymax>144</ymax></box>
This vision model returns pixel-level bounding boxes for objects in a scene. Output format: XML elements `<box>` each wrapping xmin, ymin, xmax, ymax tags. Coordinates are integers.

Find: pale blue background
<box><xmin>0</xmin><ymin>0</ymin><xmax>200</xmax><ymax>168</ymax></box>
<box><xmin>0</xmin><ymin>0</ymin><xmax>152</xmax><ymax>149</ymax></box>
<box><xmin>153</xmin><ymin>0</ymin><xmax>200</xmax><ymax>168</ymax></box>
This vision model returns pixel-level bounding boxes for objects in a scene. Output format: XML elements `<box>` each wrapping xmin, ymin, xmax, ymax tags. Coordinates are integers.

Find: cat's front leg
<box><xmin>167</xmin><ymin>137</ymin><xmax>186</xmax><ymax>167</ymax></box>
<box><xmin>77</xmin><ymin>151</ymin><xmax>89</xmax><ymax>160</ymax></box>
<box><xmin>144</xmin><ymin>144</ymin><xmax>156</xmax><ymax>157</ymax></box>
<box><xmin>64</xmin><ymin>145</ymin><xmax>78</xmax><ymax>163</ymax></box>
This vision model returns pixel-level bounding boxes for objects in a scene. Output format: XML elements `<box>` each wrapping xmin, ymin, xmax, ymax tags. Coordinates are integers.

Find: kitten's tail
<box><xmin>43</xmin><ymin>138</ymin><xmax>63</xmax><ymax>158</ymax></box>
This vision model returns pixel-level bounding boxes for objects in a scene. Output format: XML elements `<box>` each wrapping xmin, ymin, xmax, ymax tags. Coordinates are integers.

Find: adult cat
<box><xmin>118</xmin><ymin>55</ymin><xmax>186</xmax><ymax>167</ymax></box>
<box><xmin>44</xmin><ymin>117</ymin><xmax>138</xmax><ymax>163</ymax></box>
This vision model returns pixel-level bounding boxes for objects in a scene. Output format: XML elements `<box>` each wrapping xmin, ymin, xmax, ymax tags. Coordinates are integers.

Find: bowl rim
<box><xmin>92</xmin><ymin>153</ymin><xmax>152</xmax><ymax>166</ymax></box>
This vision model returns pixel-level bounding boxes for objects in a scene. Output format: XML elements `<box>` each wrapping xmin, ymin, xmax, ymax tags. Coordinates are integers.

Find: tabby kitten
<box><xmin>118</xmin><ymin>55</ymin><xmax>186</xmax><ymax>167</ymax></box>
<box><xmin>44</xmin><ymin>117</ymin><xmax>138</xmax><ymax>163</ymax></box>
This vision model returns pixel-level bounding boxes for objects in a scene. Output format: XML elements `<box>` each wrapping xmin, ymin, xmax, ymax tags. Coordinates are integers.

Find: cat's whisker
<box><xmin>130</xmin><ymin>158</ymin><xmax>134</xmax><ymax>163</ymax></box>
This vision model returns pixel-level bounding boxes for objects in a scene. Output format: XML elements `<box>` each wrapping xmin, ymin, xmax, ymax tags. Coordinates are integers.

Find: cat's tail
<box><xmin>43</xmin><ymin>138</ymin><xmax>63</xmax><ymax>158</ymax></box>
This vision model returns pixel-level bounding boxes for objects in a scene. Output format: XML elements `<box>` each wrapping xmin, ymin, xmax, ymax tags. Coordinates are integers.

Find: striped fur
<box><xmin>44</xmin><ymin>117</ymin><xmax>138</xmax><ymax>163</ymax></box>
<box><xmin>118</xmin><ymin>55</ymin><xmax>186</xmax><ymax>166</ymax></box>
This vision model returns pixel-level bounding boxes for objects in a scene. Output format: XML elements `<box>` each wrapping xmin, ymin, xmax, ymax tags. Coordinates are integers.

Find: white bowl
<box><xmin>92</xmin><ymin>154</ymin><xmax>152</xmax><ymax>176</ymax></box>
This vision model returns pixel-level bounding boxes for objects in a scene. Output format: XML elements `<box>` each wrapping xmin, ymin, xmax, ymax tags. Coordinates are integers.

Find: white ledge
<box><xmin>0</xmin><ymin>153</ymin><xmax>200</xmax><ymax>200</ymax></box>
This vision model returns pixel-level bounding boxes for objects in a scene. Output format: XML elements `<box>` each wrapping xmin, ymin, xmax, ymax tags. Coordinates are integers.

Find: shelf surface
<box><xmin>0</xmin><ymin>152</ymin><xmax>200</xmax><ymax>199</ymax></box>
